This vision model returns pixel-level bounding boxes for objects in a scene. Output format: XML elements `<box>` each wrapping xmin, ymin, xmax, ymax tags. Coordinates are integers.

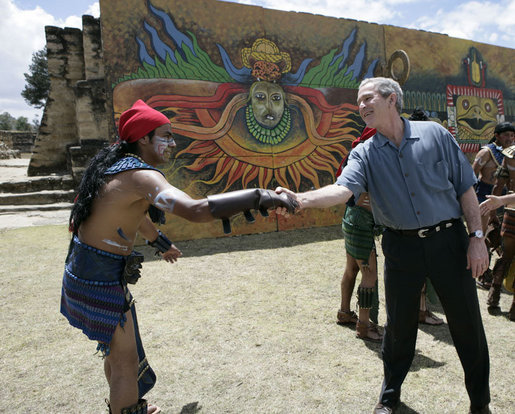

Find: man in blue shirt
<box><xmin>276</xmin><ymin>77</ymin><xmax>490</xmax><ymax>414</ymax></box>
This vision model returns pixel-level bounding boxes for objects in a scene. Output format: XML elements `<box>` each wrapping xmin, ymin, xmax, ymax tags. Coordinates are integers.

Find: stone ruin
<box><xmin>28</xmin><ymin>15</ymin><xmax>111</xmax><ymax>180</ymax></box>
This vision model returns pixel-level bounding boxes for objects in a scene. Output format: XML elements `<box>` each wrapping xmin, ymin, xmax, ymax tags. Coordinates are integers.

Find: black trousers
<box><xmin>379</xmin><ymin>221</ymin><xmax>490</xmax><ymax>409</ymax></box>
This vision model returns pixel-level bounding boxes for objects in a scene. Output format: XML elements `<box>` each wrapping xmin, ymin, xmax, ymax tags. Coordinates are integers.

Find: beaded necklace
<box><xmin>245</xmin><ymin>105</ymin><xmax>291</xmax><ymax>145</ymax></box>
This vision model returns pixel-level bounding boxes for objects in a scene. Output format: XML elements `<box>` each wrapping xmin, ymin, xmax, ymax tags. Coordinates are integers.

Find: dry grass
<box><xmin>0</xmin><ymin>225</ymin><xmax>513</xmax><ymax>413</ymax></box>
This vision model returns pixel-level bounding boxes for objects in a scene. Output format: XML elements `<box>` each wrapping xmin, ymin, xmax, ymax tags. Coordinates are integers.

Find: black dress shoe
<box><xmin>373</xmin><ymin>403</ymin><xmax>394</xmax><ymax>414</ymax></box>
<box><xmin>469</xmin><ymin>405</ymin><xmax>491</xmax><ymax>414</ymax></box>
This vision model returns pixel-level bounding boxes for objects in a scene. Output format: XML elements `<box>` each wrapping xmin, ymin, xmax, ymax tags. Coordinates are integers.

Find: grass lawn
<box><xmin>0</xmin><ymin>224</ymin><xmax>513</xmax><ymax>413</ymax></box>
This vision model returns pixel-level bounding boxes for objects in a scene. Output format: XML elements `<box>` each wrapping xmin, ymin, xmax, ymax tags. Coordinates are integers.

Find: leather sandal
<box><xmin>419</xmin><ymin>309</ymin><xmax>444</xmax><ymax>325</ymax></box>
<box><xmin>356</xmin><ymin>320</ymin><xmax>383</xmax><ymax>342</ymax></box>
<box><xmin>337</xmin><ymin>309</ymin><xmax>358</xmax><ymax>325</ymax></box>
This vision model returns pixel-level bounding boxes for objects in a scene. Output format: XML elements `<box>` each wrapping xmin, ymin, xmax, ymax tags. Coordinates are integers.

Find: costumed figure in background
<box><xmin>60</xmin><ymin>100</ymin><xmax>298</xmax><ymax>414</ymax></box>
<box><xmin>336</xmin><ymin>127</ymin><xmax>383</xmax><ymax>342</ymax></box>
<box><xmin>472</xmin><ymin>122</ymin><xmax>515</xmax><ymax>289</ymax></box>
<box><xmin>480</xmin><ymin>123</ymin><xmax>515</xmax><ymax>320</ymax></box>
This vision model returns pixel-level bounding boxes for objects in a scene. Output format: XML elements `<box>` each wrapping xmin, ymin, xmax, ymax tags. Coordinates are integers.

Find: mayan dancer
<box><xmin>336</xmin><ymin>127</ymin><xmax>383</xmax><ymax>342</ymax></box>
<box><xmin>60</xmin><ymin>99</ymin><xmax>297</xmax><ymax>414</ymax></box>
<box><xmin>472</xmin><ymin>122</ymin><xmax>514</xmax><ymax>288</ymax></box>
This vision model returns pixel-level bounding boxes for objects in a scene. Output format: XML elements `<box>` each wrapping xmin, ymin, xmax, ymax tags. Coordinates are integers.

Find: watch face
<box><xmin>472</xmin><ymin>230</ymin><xmax>484</xmax><ymax>238</ymax></box>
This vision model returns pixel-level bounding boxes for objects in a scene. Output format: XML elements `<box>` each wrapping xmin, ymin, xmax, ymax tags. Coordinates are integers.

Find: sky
<box><xmin>1</xmin><ymin>0</ymin><xmax>514</xmax><ymax>123</ymax></box>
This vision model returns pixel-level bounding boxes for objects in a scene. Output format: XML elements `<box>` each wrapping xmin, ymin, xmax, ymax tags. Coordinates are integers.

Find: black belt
<box><xmin>387</xmin><ymin>218</ymin><xmax>461</xmax><ymax>238</ymax></box>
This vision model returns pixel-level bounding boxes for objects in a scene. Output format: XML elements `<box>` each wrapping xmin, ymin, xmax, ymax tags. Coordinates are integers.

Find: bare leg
<box><xmin>337</xmin><ymin>252</ymin><xmax>359</xmax><ymax>324</ymax></box>
<box><xmin>356</xmin><ymin>250</ymin><xmax>383</xmax><ymax>342</ymax></box>
<box><xmin>106</xmin><ymin>310</ymin><xmax>139</xmax><ymax>414</ymax></box>
<box><xmin>419</xmin><ymin>283</ymin><xmax>444</xmax><ymax>325</ymax></box>
<box><xmin>489</xmin><ymin>236</ymin><xmax>515</xmax><ymax>309</ymax></box>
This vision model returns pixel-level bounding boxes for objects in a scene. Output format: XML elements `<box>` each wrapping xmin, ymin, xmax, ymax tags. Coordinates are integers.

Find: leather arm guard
<box><xmin>147</xmin><ymin>230</ymin><xmax>173</xmax><ymax>255</ymax></box>
<box><xmin>207</xmin><ymin>188</ymin><xmax>298</xmax><ymax>234</ymax></box>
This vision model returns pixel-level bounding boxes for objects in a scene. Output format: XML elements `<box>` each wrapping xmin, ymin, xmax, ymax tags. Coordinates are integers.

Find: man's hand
<box><xmin>161</xmin><ymin>244</ymin><xmax>182</xmax><ymax>263</ymax></box>
<box><xmin>479</xmin><ymin>195</ymin><xmax>504</xmax><ymax>216</ymax></box>
<box><xmin>466</xmin><ymin>238</ymin><xmax>489</xmax><ymax>279</ymax></box>
<box><xmin>274</xmin><ymin>187</ymin><xmax>300</xmax><ymax>217</ymax></box>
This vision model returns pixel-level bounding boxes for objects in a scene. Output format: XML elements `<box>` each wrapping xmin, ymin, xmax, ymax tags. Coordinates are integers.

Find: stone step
<box><xmin>0</xmin><ymin>202</ymin><xmax>73</xmax><ymax>213</ymax></box>
<box><xmin>0</xmin><ymin>175</ymin><xmax>76</xmax><ymax>193</ymax></box>
<box><xmin>0</xmin><ymin>189</ymin><xmax>76</xmax><ymax>205</ymax></box>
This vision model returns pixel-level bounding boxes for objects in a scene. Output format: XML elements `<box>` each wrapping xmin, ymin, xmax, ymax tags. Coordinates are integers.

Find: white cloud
<box><xmin>226</xmin><ymin>0</ymin><xmax>415</xmax><ymax>22</ymax></box>
<box><xmin>412</xmin><ymin>0</ymin><xmax>515</xmax><ymax>47</ymax></box>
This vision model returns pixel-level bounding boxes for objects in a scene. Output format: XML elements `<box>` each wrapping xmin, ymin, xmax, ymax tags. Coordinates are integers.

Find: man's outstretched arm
<box><xmin>276</xmin><ymin>183</ymin><xmax>353</xmax><ymax>210</ymax></box>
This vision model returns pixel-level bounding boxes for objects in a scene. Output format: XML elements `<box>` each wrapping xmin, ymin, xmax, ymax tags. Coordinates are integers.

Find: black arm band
<box><xmin>147</xmin><ymin>230</ymin><xmax>173</xmax><ymax>254</ymax></box>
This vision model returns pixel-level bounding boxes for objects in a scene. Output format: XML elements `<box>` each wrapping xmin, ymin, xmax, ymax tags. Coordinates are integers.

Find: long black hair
<box><xmin>69</xmin><ymin>140</ymin><xmax>139</xmax><ymax>233</ymax></box>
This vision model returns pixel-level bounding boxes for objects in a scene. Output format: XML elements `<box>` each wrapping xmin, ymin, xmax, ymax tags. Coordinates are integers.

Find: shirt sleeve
<box><xmin>441</xmin><ymin>127</ymin><xmax>477</xmax><ymax>197</ymax></box>
<box><xmin>335</xmin><ymin>147</ymin><xmax>367</xmax><ymax>200</ymax></box>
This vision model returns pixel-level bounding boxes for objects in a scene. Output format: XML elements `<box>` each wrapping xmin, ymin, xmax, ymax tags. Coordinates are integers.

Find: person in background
<box><xmin>337</xmin><ymin>127</ymin><xmax>383</xmax><ymax>342</ymax></box>
<box><xmin>472</xmin><ymin>122</ymin><xmax>514</xmax><ymax>289</ymax></box>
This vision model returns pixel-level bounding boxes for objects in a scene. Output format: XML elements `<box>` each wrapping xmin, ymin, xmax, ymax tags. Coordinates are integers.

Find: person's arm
<box><xmin>276</xmin><ymin>183</ymin><xmax>353</xmax><ymax>210</ymax></box>
<box><xmin>480</xmin><ymin>193</ymin><xmax>515</xmax><ymax>215</ymax></box>
<box><xmin>459</xmin><ymin>186</ymin><xmax>489</xmax><ymax>279</ymax></box>
<box><xmin>138</xmin><ymin>216</ymin><xmax>182</xmax><ymax>263</ymax></box>
<box><xmin>131</xmin><ymin>170</ymin><xmax>298</xmax><ymax>233</ymax></box>
<box><xmin>471</xmin><ymin>148</ymin><xmax>489</xmax><ymax>177</ymax></box>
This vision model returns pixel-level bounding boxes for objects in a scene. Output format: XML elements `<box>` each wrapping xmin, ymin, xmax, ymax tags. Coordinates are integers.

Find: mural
<box><xmin>100</xmin><ymin>0</ymin><xmax>514</xmax><ymax>240</ymax></box>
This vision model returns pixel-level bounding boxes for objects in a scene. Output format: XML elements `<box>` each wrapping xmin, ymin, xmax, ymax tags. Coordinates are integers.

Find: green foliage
<box><xmin>113</xmin><ymin>32</ymin><xmax>233</xmax><ymax>86</ymax></box>
<box><xmin>0</xmin><ymin>112</ymin><xmax>15</xmax><ymax>130</ymax></box>
<box><xmin>21</xmin><ymin>47</ymin><xmax>50</xmax><ymax>109</ymax></box>
<box><xmin>0</xmin><ymin>112</ymin><xmax>36</xmax><ymax>131</ymax></box>
<box><xmin>300</xmin><ymin>49</ymin><xmax>360</xmax><ymax>89</ymax></box>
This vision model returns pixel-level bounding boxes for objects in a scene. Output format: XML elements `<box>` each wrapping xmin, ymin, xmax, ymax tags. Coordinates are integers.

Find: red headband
<box><xmin>118</xmin><ymin>99</ymin><xmax>170</xmax><ymax>143</ymax></box>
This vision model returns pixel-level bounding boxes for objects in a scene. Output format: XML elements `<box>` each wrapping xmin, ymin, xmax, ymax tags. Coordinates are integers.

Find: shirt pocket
<box><xmin>419</xmin><ymin>159</ymin><xmax>453</xmax><ymax>192</ymax></box>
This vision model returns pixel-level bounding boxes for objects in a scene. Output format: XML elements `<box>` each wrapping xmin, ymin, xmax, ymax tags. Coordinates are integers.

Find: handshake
<box><xmin>208</xmin><ymin>187</ymin><xmax>300</xmax><ymax>233</ymax></box>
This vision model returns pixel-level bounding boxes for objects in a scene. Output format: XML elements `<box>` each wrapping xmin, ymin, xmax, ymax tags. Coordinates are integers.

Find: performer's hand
<box><xmin>161</xmin><ymin>244</ymin><xmax>182</xmax><ymax>263</ymax></box>
<box><xmin>466</xmin><ymin>238</ymin><xmax>489</xmax><ymax>279</ymax></box>
<box><xmin>274</xmin><ymin>186</ymin><xmax>300</xmax><ymax>217</ymax></box>
<box><xmin>479</xmin><ymin>195</ymin><xmax>503</xmax><ymax>216</ymax></box>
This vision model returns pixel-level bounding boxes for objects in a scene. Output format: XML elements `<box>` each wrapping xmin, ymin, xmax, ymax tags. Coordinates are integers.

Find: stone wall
<box><xmin>28</xmin><ymin>16</ymin><xmax>110</xmax><ymax>179</ymax></box>
<box><xmin>0</xmin><ymin>131</ymin><xmax>35</xmax><ymax>153</ymax></box>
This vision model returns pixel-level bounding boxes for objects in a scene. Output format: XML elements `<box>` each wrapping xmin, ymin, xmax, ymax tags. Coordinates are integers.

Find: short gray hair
<box><xmin>359</xmin><ymin>77</ymin><xmax>404</xmax><ymax>114</ymax></box>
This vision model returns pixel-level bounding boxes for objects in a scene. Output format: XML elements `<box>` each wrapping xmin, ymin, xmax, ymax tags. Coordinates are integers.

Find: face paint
<box><xmin>153</xmin><ymin>188</ymin><xmax>181</xmax><ymax>213</ymax></box>
<box><xmin>102</xmin><ymin>239</ymin><xmax>129</xmax><ymax>251</ymax></box>
<box><xmin>153</xmin><ymin>135</ymin><xmax>175</xmax><ymax>156</ymax></box>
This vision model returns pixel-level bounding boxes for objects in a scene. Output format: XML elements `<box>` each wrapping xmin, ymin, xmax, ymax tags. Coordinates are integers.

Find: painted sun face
<box><xmin>250</xmin><ymin>81</ymin><xmax>285</xmax><ymax>129</ymax></box>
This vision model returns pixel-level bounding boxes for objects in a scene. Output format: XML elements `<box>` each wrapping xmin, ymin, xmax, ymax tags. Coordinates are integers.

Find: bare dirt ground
<box><xmin>0</xmin><ymin>223</ymin><xmax>513</xmax><ymax>414</ymax></box>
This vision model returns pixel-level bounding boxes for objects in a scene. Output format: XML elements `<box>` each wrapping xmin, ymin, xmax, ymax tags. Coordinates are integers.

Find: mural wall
<box><xmin>100</xmin><ymin>0</ymin><xmax>514</xmax><ymax>240</ymax></box>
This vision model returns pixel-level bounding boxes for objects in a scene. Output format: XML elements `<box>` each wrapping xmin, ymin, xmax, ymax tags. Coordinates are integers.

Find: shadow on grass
<box><xmin>142</xmin><ymin>225</ymin><xmax>343</xmax><ymax>261</ymax></box>
<box><xmin>180</xmin><ymin>401</ymin><xmax>201</xmax><ymax>413</ymax></box>
<box><xmin>396</xmin><ymin>402</ymin><xmax>420</xmax><ymax>413</ymax></box>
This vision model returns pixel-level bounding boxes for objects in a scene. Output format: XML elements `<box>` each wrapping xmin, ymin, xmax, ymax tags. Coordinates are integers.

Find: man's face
<box><xmin>495</xmin><ymin>130</ymin><xmax>515</xmax><ymax>148</ymax></box>
<box><xmin>151</xmin><ymin>123</ymin><xmax>176</xmax><ymax>163</ymax></box>
<box><xmin>251</xmin><ymin>82</ymin><xmax>285</xmax><ymax>129</ymax></box>
<box><xmin>357</xmin><ymin>83</ymin><xmax>393</xmax><ymax>129</ymax></box>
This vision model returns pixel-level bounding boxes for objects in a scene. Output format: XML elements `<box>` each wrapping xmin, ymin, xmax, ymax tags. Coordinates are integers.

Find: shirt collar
<box><xmin>372</xmin><ymin>117</ymin><xmax>420</xmax><ymax>148</ymax></box>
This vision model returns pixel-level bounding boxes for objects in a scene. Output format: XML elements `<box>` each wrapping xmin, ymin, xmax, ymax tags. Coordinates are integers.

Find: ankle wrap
<box><xmin>121</xmin><ymin>399</ymin><xmax>147</xmax><ymax>414</ymax></box>
<box><xmin>357</xmin><ymin>286</ymin><xmax>375</xmax><ymax>309</ymax></box>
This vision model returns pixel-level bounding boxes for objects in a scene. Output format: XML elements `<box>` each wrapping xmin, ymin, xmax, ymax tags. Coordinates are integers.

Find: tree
<box><xmin>15</xmin><ymin>116</ymin><xmax>32</xmax><ymax>131</ymax></box>
<box><xmin>21</xmin><ymin>47</ymin><xmax>50</xmax><ymax>109</ymax></box>
<box><xmin>0</xmin><ymin>112</ymin><xmax>15</xmax><ymax>130</ymax></box>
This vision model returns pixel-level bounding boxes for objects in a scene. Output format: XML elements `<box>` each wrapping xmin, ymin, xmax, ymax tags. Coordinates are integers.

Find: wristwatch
<box><xmin>468</xmin><ymin>230</ymin><xmax>484</xmax><ymax>238</ymax></box>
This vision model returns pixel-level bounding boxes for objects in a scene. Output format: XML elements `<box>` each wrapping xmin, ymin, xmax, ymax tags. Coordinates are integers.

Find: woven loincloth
<box><xmin>60</xmin><ymin>236</ymin><xmax>156</xmax><ymax>397</ymax></box>
<box><xmin>342</xmin><ymin>205</ymin><xmax>379</xmax><ymax>263</ymax></box>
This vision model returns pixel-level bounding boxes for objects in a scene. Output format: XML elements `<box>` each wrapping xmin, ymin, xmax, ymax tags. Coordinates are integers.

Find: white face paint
<box><xmin>102</xmin><ymin>239</ymin><xmax>129</xmax><ymax>251</ymax></box>
<box><xmin>153</xmin><ymin>135</ymin><xmax>175</xmax><ymax>159</ymax></box>
<box><xmin>153</xmin><ymin>188</ymin><xmax>182</xmax><ymax>213</ymax></box>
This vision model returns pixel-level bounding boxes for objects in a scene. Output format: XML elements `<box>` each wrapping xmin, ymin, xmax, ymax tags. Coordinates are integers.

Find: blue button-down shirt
<box><xmin>336</xmin><ymin>118</ymin><xmax>477</xmax><ymax>229</ymax></box>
